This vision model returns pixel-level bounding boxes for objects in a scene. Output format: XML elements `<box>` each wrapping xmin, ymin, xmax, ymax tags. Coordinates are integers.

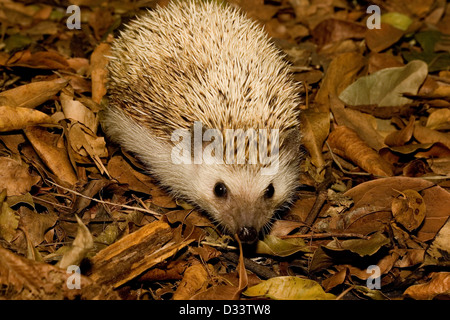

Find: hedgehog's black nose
<box><xmin>238</xmin><ymin>226</ymin><xmax>258</xmax><ymax>243</ymax></box>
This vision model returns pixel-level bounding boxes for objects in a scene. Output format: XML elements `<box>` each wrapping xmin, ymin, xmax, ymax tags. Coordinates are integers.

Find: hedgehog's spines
<box><xmin>104</xmin><ymin>0</ymin><xmax>302</xmax><ymax>240</ymax></box>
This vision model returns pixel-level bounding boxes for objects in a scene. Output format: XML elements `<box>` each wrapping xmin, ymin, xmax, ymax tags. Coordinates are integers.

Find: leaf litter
<box><xmin>0</xmin><ymin>0</ymin><xmax>449</xmax><ymax>301</ymax></box>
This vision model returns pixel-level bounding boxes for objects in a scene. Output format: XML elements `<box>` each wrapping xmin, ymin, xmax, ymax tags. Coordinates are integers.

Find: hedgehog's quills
<box><xmin>101</xmin><ymin>0</ymin><xmax>302</xmax><ymax>243</ymax></box>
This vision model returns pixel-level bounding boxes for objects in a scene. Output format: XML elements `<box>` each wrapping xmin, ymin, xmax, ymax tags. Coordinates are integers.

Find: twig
<box><xmin>279</xmin><ymin>232</ymin><xmax>368</xmax><ymax>240</ymax></box>
<box><xmin>200</xmin><ymin>241</ymin><xmax>237</xmax><ymax>251</ymax></box>
<box><xmin>31</xmin><ymin>195</ymin><xmax>71</xmax><ymax>209</ymax></box>
<box><xmin>45</xmin><ymin>179</ymin><xmax>162</xmax><ymax>217</ymax></box>
<box><xmin>336</xmin><ymin>285</ymin><xmax>355</xmax><ymax>300</ymax></box>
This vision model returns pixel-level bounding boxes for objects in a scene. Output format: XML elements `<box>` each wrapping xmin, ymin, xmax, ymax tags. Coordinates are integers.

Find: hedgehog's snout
<box><xmin>237</xmin><ymin>226</ymin><xmax>258</xmax><ymax>244</ymax></box>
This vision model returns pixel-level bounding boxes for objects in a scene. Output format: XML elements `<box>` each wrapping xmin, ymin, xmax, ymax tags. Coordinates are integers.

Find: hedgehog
<box><xmin>101</xmin><ymin>0</ymin><xmax>302</xmax><ymax>243</ymax></box>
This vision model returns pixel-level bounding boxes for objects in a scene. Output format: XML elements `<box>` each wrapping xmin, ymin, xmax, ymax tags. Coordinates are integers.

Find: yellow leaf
<box><xmin>0</xmin><ymin>106</ymin><xmax>54</xmax><ymax>132</ymax></box>
<box><xmin>244</xmin><ymin>276</ymin><xmax>335</xmax><ymax>300</ymax></box>
<box><xmin>256</xmin><ymin>235</ymin><xmax>310</xmax><ymax>257</ymax></box>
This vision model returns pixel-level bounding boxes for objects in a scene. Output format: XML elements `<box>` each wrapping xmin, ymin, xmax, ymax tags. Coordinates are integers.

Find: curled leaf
<box><xmin>57</xmin><ymin>215</ymin><xmax>94</xmax><ymax>270</ymax></box>
<box><xmin>328</xmin><ymin>126</ymin><xmax>393</xmax><ymax>176</ymax></box>
<box><xmin>300</xmin><ymin>111</ymin><xmax>330</xmax><ymax>169</ymax></box>
<box><xmin>173</xmin><ymin>264</ymin><xmax>212</xmax><ymax>300</ymax></box>
<box><xmin>404</xmin><ymin>272</ymin><xmax>450</xmax><ymax>300</ymax></box>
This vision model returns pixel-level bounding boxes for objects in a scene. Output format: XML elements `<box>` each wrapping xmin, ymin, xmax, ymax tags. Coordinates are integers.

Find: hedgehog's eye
<box><xmin>264</xmin><ymin>183</ymin><xmax>274</xmax><ymax>199</ymax></box>
<box><xmin>214</xmin><ymin>182</ymin><xmax>227</xmax><ymax>198</ymax></box>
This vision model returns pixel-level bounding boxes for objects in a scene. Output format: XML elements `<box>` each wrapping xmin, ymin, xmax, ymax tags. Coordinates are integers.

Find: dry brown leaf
<box><xmin>150</xmin><ymin>186</ymin><xmax>178</xmax><ymax>208</ymax></box>
<box><xmin>0</xmin><ymin>2</ymin><xmax>34</xmax><ymax>26</ymax></box>
<box><xmin>322</xmin><ymin>268</ymin><xmax>347</xmax><ymax>292</ymax></box>
<box><xmin>228</xmin><ymin>0</ymin><xmax>277</xmax><ymax>22</ymax></box>
<box><xmin>414</xmin><ymin>123</ymin><xmax>450</xmax><ymax>150</ymax></box>
<box><xmin>190</xmin><ymin>237</ymin><xmax>248</xmax><ymax>300</ymax></box>
<box><xmin>312</xmin><ymin>19</ymin><xmax>366</xmax><ymax>47</ymax></box>
<box><xmin>172</xmin><ymin>263</ymin><xmax>213</xmax><ymax>300</ymax></box>
<box><xmin>88</xmin><ymin>7</ymin><xmax>114</xmax><ymax>40</ymax></box>
<box><xmin>384</xmin><ymin>116</ymin><xmax>415</xmax><ymax>147</ymax></box>
<box><xmin>365</xmin><ymin>23</ymin><xmax>404</xmax><ymax>53</ymax></box>
<box><xmin>90</xmin><ymin>42</ymin><xmax>110</xmax><ymax>103</ymax></box>
<box><xmin>61</xmin><ymin>92</ymin><xmax>98</xmax><ymax>133</ymax></box>
<box><xmin>107</xmin><ymin>155</ymin><xmax>176</xmax><ymax>208</ymax></box>
<box><xmin>404</xmin><ymin>272</ymin><xmax>450</xmax><ymax>300</ymax></box>
<box><xmin>24</xmin><ymin>126</ymin><xmax>78</xmax><ymax>186</ymax></box>
<box><xmin>328</xmin><ymin>126</ymin><xmax>393</xmax><ymax>176</ymax></box>
<box><xmin>138</xmin><ymin>259</ymin><xmax>191</xmax><ymax>282</ymax></box>
<box><xmin>0</xmin><ymin>157</ymin><xmax>41</xmax><ymax>196</ymax></box>
<box><xmin>17</xmin><ymin>206</ymin><xmax>58</xmax><ymax>247</ymax></box>
<box><xmin>427</xmin><ymin>157</ymin><xmax>450</xmax><ymax>175</ymax></box>
<box><xmin>426</xmin><ymin>108</ymin><xmax>450</xmax><ymax>130</ymax></box>
<box><xmin>189</xmin><ymin>245</ymin><xmax>222</xmax><ymax>262</ymax></box>
<box><xmin>401</xmin><ymin>159</ymin><xmax>430</xmax><ymax>177</ymax></box>
<box><xmin>0</xmin><ymin>189</ymin><xmax>19</xmax><ymax>242</ymax></box>
<box><xmin>391</xmin><ymin>189</ymin><xmax>426</xmax><ymax>232</ymax></box>
<box><xmin>331</xmin><ymin>95</ymin><xmax>386</xmax><ymax>151</ymax></box>
<box><xmin>0</xmin><ymin>106</ymin><xmax>55</xmax><ymax>132</ymax></box>
<box><xmin>107</xmin><ymin>155</ymin><xmax>155</xmax><ymax>195</ymax></box>
<box><xmin>164</xmin><ymin>210</ymin><xmax>213</xmax><ymax>229</ymax></box>
<box><xmin>32</xmin><ymin>5</ymin><xmax>52</xmax><ymax>20</ymax></box>
<box><xmin>190</xmin><ymin>284</ymin><xmax>245</xmax><ymax>300</ymax></box>
<box><xmin>0</xmin><ymin>133</ymin><xmax>26</xmax><ymax>156</ymax></box>
<box><xmin>58</xmin><ymin>215</ymin><xmax>94</xmax><ymax>270</ymax></box>
<box><xmin>234</xmin><ymin>236</ymin><xmax>248</xmax><ymax>299</ymax></box>
<box><xmin>3</xmin><ymin>50</ymin><xmax>69</xmax><ymax>69</ymax></box>
<box><xmin>73</xmin><ymin>179</ymin><xmax>111</xmax><ymax>214</ymax></box>
<box><xmin>393</xmin><ymin>249</ymin><xmax>425</xmax><ymax>268</ymax></box>
<box><xmin>380</xmin><ymin>142</ymin><xmax>450</xmax><ymax>160</ymax></box>
<box><xmin>66</xmin><ymin>123</ymin><xmax>108</xmax><ymax>174</ymax></box>
<box><xmin>368</xmin><ymin>52</ymin><xmax>404</xmax><ymax>74</ymax></box>
<box><xmin>0</xmin><ymin>78</ymin><xmax>67</xmax><ymax>109</ymax></box>
<box><xmin>269</xmin><ymin>220</ymin><xmax>305</xmax><ymax>237</ymax></box>
<box><xmin>343</xmin><ymin>177</ymin><xmax>450</xmax><ymax>241</ymax></box>
<box><xmin>66</xmin><ymin>57</ymin><xmax>90</xmax><ymax>74</ymax></box>
<box><xmin>314</xmin><ymin>52</ymin><xmax>365</xmax><ymax>112</ymax></box>
<box><xmin>334</xmin><ymin>252</ymin><xmax>398</xmax><ymax>281</ymax></box>
<box><xmin>423</xmin><ymin>218</ymin><xmax>450</xmax><ymax>267</ymax></box>
<box><xmin>300</xmin><ymin>110</ymin><xmax>330</xmax><ymax>169</ymax></box>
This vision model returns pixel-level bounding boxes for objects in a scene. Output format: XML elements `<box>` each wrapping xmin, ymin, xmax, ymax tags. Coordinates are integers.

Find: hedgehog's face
<box><xmin>191</xmin><ymin>160</ymin><xmax>299</xmax><ymax>243</ymax></box>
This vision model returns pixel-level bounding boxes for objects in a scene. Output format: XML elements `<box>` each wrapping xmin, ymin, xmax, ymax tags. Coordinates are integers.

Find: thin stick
<box><xmin>336</xmin><ymin>285</ymin><xmax>355</xmax><ymax>300</ymax></box>
<box><xmin>45</xmin><ymin>179</ymin><xmax>162</xmax><ymax>217</ymax></box>
<box><xmin>298</xmin><ymin>188</ymin><xmax>328</xmax><ymax>235</ymax></box>
<box><xmin>279</xmin><ymin>232</ymin><xmax>368</xmax><ymax>240</ymax></box>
